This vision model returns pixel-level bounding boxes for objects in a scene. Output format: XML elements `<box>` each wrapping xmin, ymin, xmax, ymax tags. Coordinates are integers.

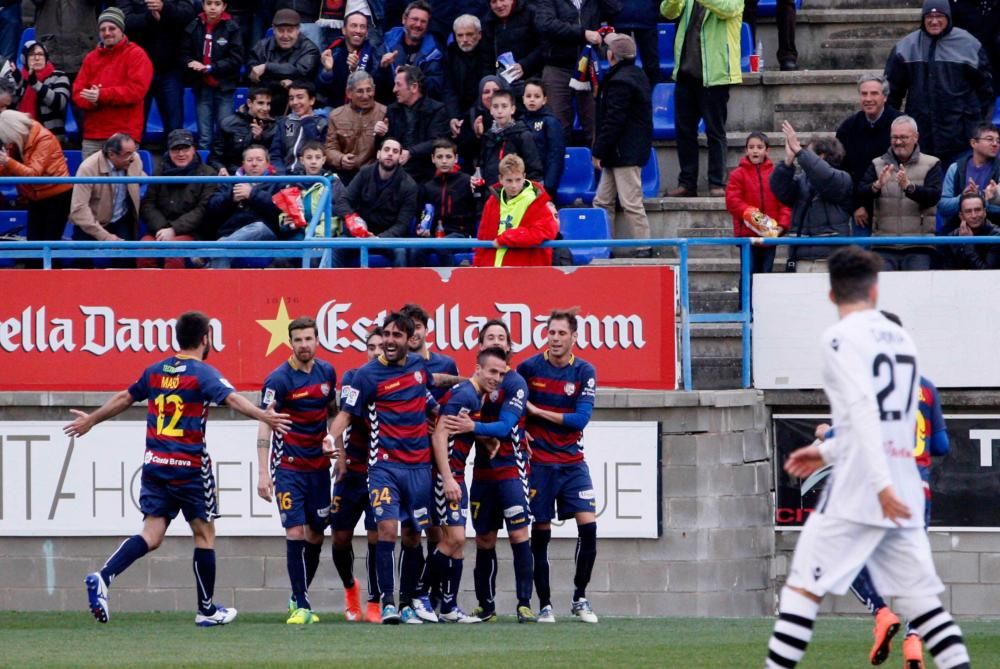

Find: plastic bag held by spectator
<box><xmin>344</xmin><ymin>212</ymin><xmax>373</xmax><ymax>237</ymax></box>
<box><xmin>273</xmin><ymin>187</ymin><xmax>307</xmax><ymax>229</ymax></box>
<box><xmin>743</xmin><ymin>208</ymin><xmax>782</xmax><ymax>237</ymax></box>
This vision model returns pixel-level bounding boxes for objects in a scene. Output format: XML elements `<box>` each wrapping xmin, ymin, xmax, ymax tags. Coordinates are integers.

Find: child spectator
<box><xmin>269</xmin><ymin>80</ymin><xmax>328</xmax><ymax>173</ymax></box>
<box><xmin>454</xmin><ymin>74</ymin><xmax>505</xmax><ymax>175</ymax></box>
<box><xmin>210</xmin><ymin>87</ymin><xmax>276</xmax><ymax>175</ymax></box>
<box><xmin>521</xmin><ymin>78</ymin><xmax>565</xmax><ymax>193</ymax></box>
<box><xmin>415</xmin><ymin>138</ymin><xmax>478</xmax><ymax>266</ymax></box>
<box><xmin>725</xmin><ymin>132</ymin><xmax>791</xmax><ymax>273</ymax></box>
<box><xmin>184</xmin><ymin>0</ymin><xmax>244</xmax><ymax>152</ymax></box>
<box><xmin>479</xmin><ymin>89</ymin><xmax>542</xmax><ymax>187</ymax></box>
<box><xmin>282</xmin><ymin>139</ymin><xmax>349</xmax><ymax>239</ymax></box>
<box><xmin>474</xmin><ymin>153</ymin><xmax>557</xmax><ymax>267</ymax></box>
<box><xmin>17</xmin><ymin>41</ymin><xmax>70</xmax><ymax>142</ymax></box>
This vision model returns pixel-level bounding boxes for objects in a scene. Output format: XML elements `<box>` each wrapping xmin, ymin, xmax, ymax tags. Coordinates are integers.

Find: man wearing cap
<box><xmin>72</xmin><ymin>8</ymin><xmax>154</xmax><ymax>158</ymax></box>
<box><xmin>591</xmin><ymin>33</ymin><xmax>653</xmax><ymax>259</ymax></box>
<box><xmin>120</xmin><ymin>0</ymin><xmax>197</xmax><ymax>136</ymax></box>
<box><xmin>138</xmin><ymin>129</ymin><xmax>218</xmax><ymax>268</ymax></box>
<box><xmin>248</xmin><ymin>9</ymin><xmax>321</xmax><ymax>117</ymax></box>
<box><xmin>885</xmin><ymin>0</ymin><xmax>994</xmax><ymax>170</ymax></box>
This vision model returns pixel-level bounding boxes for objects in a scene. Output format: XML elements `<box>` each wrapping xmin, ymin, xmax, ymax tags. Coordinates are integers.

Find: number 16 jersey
<box><xmin>819</xmin><ymin>309</ymin><xmax>925</xmax><ymax>529</ymax></box>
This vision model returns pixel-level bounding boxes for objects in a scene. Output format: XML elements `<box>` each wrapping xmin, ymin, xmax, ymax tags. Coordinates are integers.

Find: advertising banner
<box><xmin>774</xmin><ymin>415</ymin><xmax>1000</xmax><ymax>529</ymax></box>
<box><xmin>0</xmin><ymin>267</ymin><xmax>677</xmax><ymax>391</ymax></box>
<box><xmin>0</xmin><ymin>421</ymin><xmax>661</xmax><ymax>538</ymax></box>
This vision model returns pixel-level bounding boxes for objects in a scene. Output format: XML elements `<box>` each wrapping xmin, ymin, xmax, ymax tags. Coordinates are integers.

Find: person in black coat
<box><xmin>247</xmin><ymin>8</ymin><xmax>320</xmax><ymax>115</ymax></box>
<box><xmin>379</xmin><ymin>64</ymin><xmax>450</xmax><ymax>184</ymax></box>
<box><xmin>336</xmin><ymin>137</ymin><xmax>419</xmax><ymax>267</ymax></box>
<box><xmin>521</xmin><ymin>78</ymin><xmax>566</xmax><ymax>191</ymax></box>
<box><xmin>183</xmin><ymin>0</ymin><xmax>244</xmax><ymax>151</ymax></box>
<box><xmin>120</xmin><ymin>0</ymin><xmax>197</xmax><ymax>135</ymax></box>
<box><xmin>533</xmin><ymin>0</ymin><xmax>607</xmax><ymax>146</ymax></box>
<box><xmin>442</xmin><ymin>15</ymin><xmax>492</xmax><ymax>133</ymax></box>
<box><xmin>479</xmin><ymin>89</ymin><xmax>543</xmax><ymax>186</ymax></box>
<box><xmin>951</xmin><ymin>0</ymin><xmax>1000</xmax><ymax>90</ymax></box>
<box><xmin>591</xmin><ymin>34</ymin><xmax>653</xmax><ymax>257</ymax></box>
<box><xmin>481</xmin><ymin>0</ymin><xmax>545</xmax><ymax>98</ymax></box>
<box><xmin>209</xmin><ymin>87</ymin><xmax>277</xmax><ymax>174</ymax></box>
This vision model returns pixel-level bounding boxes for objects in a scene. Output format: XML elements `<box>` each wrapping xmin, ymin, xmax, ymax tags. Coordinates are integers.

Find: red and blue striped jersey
<box><xmin>439</xmin><ymin>379</ymin><xmax>484</xmax><ymax>482</ymax></box>
<box><xmin>261</xmin><ymin>357</ymin><xmax>337</xmax><ymax>473</ymax></box>
<box><xmin>128</xmin><ymin>355</ymin><xmax>235</xmax><ymax>482</ymax></box>
<box><xmin>517</xmin><ymin>352</ymin><xmax>597</xmax><ymax>465</ymax></box>
<box><xmin>340</xmin><ymin>368</ymin><xmax>370</xmax><ymax>474</ymax></box>
<box><xmin>421</xmin><ymin>350</ymin><xmax>459</xmax><ymax>401</ymax></box>
<box><xmin>475</xmin><ymin>369</ymin><xmax>529</xmax><ymax>481</ymax></box>
<box><xmin>914</xmin><ymin>376</ymin><xmax>948</xmax><ymax>497</ymax></box>
<box><xmin>341</xmin><ymin>353</ymin><xmax>436</xmax><ymax>466</ymax></box>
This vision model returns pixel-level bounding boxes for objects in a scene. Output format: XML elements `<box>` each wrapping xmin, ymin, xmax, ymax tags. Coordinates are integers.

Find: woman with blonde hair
<box><xmin>0</xmin><ymin>108</ymin><xmax>72</xmax><ymax>246</ymax></box>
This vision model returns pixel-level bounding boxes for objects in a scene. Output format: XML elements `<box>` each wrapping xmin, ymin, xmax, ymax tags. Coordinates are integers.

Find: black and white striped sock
<box><xmin>908</xmin><ymin>602</ymin><xmax>970</xmax><ymax>669</ymax></box>
<box><xmin>766</xmin><ymin>587</ymin><xmax>819</xmax><ymax>668</ymax></box>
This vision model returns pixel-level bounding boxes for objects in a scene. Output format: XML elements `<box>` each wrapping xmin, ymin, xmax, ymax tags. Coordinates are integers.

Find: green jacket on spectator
<box><xmin>660</xmin><ymin>0</ymin><xmax>744</xmax><ymax>87</ymax></box>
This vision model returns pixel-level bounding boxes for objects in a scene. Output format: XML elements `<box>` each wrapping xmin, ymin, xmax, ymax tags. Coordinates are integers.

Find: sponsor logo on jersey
<box><xmin>162</xmin><ymin>363</ymin><xmax>187</xmax><ymax>374</ymax></box>
<box><xmin>578</xmin><ymin>489</ymin><xmax>595</xmax><ymax>500</ymax></box>
<box><xmin>144</xmin><ymin>450</ymin><xmax>153</xmax><ymax>465</ymax></box>
<box><xmin>263</xmin><ymin>387</ymin><xmax>276</xmax><ymax>404</ymax></box>
<box><xmin>316</xmin><ymin>507</ymin><xmax>329</xmax><ymax>518</ymax></box>
<box><xmin>516</xmin><ymin>388</ymin><xmax>525</xmax><ymax>399</ymax></box>
<box><xmin>220</xmin><ymin>377</ymin><xmax>234</xmax><ymax>389</ymax></box>
<box><xmin>342</xmin><ymin>385</ymin><xmax>360</xmax><ymax>406</ymax></box>
<box><xmin>413</xmin><ymin>507</ymin><xmax>428</xmax><ymax>519</ymax></box>
<box><xmin>292</xmin><ymin>390</ymin><xmax>309</xmax><ymax>399</ymax></box>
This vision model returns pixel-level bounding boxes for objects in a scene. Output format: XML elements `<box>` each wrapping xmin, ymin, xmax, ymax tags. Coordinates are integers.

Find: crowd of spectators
<box><xmin>0</xmin><ymin>0</ymin><xmax>998</xmax><ymax>271</ymax></box>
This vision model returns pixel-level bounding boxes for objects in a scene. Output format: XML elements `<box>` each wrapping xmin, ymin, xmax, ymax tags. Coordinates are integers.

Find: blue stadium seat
<box><xmin>198</xmin><ymin>150</ymin><xmax>209</xmax><ymax>163</ymax></box>
<box><xmin>233</xmin><ymin>87</ymin><xmax>249</xmax><ymax>112</ymax></box>
<box><xmin>0</xmin><ymin>210</ymin><xmax>27</xmax><ymax>236</ymax></box>
<box><xmin>757</xmin><ymin>0</ymin><xmax>803</xmax><ymax>18</ymax></box>
<box><xmin>993</xmin><ymin>97</ymin><xmax>1000</xmax><ymax>127</ymax></box>
<box><xmin>658</xmin><ymin>23</ymin><xmax>676</xmax><ymax>80</ymax></box>
<box><xmin>138</xmin><ymin>150</ymin><xmax>154</xmax><ymax>197</ymax></box>
<box><xmin>145</xmin><ymin>99</ymin><xmax>165</xmax><ymax>144</ymax></box>
<box><xmin>740</xmin><ymin>22</ymin><xmax>753</xmax><ymax>72</ymax></box>
<box><xmin>558</xmin><ymin>208</ymin><xmax>611</xmax><ymax>265</ymax></box>
<box><xmin>0</xmin><ymin>183</ymin><xmax>16</xmax><ymax>207</ymax></box>
<box><xmin>65</xmin><ymin>105</ymin><xmax>81</xmax><ymax>142</ymax></box>
<box><xmin>652</xmin><ymin>83</ymin><xmax>678</xmax><ymax>141</ymax></box>
<box><xmin>556</xmin><ymin>147</ymin><xmax>597</xmax><ymax>206</ymax></box>
<box><xmin>16</xmin><ymin>27</ymin><xmax>34</xmax><ymax>68</ymax></box>
<box><xmin>183</xmin><ymin>88</ymin><xmax>199</xmax><ymax>136</ymax></box>
<box><xmin>63</xmin><ymin>150</ymin><xmax>82</xmax><ymax>176</ymax></box>
<box><xmin>641</xmin><ymin>147</ymin><xmax>660</xmax><ymax>199</ymax></box>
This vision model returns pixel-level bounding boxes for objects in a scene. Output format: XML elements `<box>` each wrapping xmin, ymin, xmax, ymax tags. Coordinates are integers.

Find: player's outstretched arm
<box><xmin>784</xmin><ymin>444</ymin><xmax>827</xmax><ymax>479</ymax></box>
<box><xmin>433</xmin><ymin>372</ymin><xmax>465</xmax><ymax>388</ymax></box>
<box><xmin>226</xmin><ymin>395</ymin><xmax>292</xmax><ymax>434</ymax></box>
<box><xmin>63</xmin><ymin>389</ymin><xmax>135</xmax><ymax>438</ymax></box>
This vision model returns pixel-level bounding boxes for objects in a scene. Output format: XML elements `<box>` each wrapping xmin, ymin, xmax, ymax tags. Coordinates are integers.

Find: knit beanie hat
<box><xmin>98</xmin><ymin>7</ymin><xmax>126</xmax><ymax>32</ymax></box>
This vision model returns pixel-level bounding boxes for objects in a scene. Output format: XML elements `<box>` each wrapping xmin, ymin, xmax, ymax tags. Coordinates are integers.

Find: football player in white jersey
<box><xmin>764</xmin><ymin>246</ymin><xmax>970</xmax><ymax>669</ymax></box>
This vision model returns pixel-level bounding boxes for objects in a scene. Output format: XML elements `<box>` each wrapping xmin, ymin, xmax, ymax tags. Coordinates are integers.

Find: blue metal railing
<box><xmin>3</xmin><ymin>174</ymin><xmax>997</xmax><ymax>392</ymax></box>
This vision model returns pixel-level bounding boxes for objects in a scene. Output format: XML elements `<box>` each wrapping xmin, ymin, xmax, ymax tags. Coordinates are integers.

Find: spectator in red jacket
<box><xmin>72</xmin><ymin>8</ymin><xmax>154</xmax><ymax>158</ymax></box>
<box><xmin>474</xmin><ymin>153</ymin><xmax>558</xmax><ymax>267</ymax></box>
<box><xmin>725</xmin><ymin>131</ymin><xmax>792</xmax><ymax>273</ymax></box>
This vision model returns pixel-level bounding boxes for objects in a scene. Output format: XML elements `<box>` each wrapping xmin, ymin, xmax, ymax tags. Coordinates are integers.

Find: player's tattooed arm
<box><xmin>256</xmin><ymin>422</ymin><xmax>274</xmax><ymax>502</ymax></box>
<box><xmin>433</xmin><ymin>372</ymin><xmax>465</xmax><ymax>388</ymax></box>
<box><xmin>63</xmin><ymin>389</ymin><xmax>136</xmax><ymax>437</ymax></box>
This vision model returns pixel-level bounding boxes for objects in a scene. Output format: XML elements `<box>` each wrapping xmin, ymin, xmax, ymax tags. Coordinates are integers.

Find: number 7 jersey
<box><xmin>128</xmin><ymin>354</ymin><xmax>236</xmax><ymax>483</ymax></box>
<box><xmin>819</xmin><ymin>309</ymin><xmax>925</xmax><ymax>529</ymax></box>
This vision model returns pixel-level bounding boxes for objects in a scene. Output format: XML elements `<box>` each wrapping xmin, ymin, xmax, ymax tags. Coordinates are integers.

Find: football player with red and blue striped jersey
<box><xmin>517</xmin><ymin>309</ymin><xmax>599</xmax><ymax>624</ymax></box>
<box><xmin>65</xmin><ymin>312</ymin><xmax>291</xmax><ymax>628</ymax></box>
<box><xmin>256</xmin><ymin>316</ymin><xmax>338</xmax><ymax>625</ymax></box>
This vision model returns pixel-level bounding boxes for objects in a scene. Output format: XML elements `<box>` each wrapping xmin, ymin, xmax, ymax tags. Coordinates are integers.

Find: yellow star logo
<box><xmin>256</xmin><ymin>298</ymin><xmax>293</xmax><ymax>356</ymax></box>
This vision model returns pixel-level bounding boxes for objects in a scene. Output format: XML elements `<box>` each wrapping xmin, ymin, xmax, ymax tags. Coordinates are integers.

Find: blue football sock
<box><xmin>511</xmin><ymin>539</ymin><xmax>534</xmax><ymax>608</ymax></box>
<box><xmin>531</xmin><ymin>528</ymin><xmax>552</xmax><ymax>608</ymax></box>
<box><xmin>286</xmin><ymin>539</ymin><xmax>309</xmax><ymax>610</ymax></box>
<box><xmin>305</xmin><ymin>541</ymin><xmax>322</xmax><ymax>587</ymax></box>
<box><xmin>573</xmin><ymin>522</ymin><xmax>597</xmax><ymax>601</ymax></box>
<box><xmin>474</xmin><ymin>547</ymin><xmax>497</xmax><ymax>612</ymax></box>
<box><xmin>366</xmin><ymin>542</ymin><xmax>379</xmax><ymax>603</ymax></box>
<box><xmin>850</xmin><ymin>566</ymin><xmax>886</xmax><ymax>615</ymax></box>
<box><xmin>100</xmin><ymin>535</ymin><xmax>149</xmax><ymax>585</ymax></box>
<box><xmin>424</xmin><ymin>549</ymin><xmax>449</xmax><ymax>611</ymax></box>
<box><xmin>332</xmin><ymin>544</ymin><xmax>355</xmax><ymax>589</ymax></box>
<box><xmin>399</xmin><ymin>543</ymin><xmax>423</xmax><ymax>603</ymax></box>
<box><xmin>376</xmin><ymin>540</ymin><xmax>396</xmax><ymax>607</ymax></box>
<box><xmin>193</xmin><ymin>547</ymin><xmax>217</xmax><ymax>616</ymax></box>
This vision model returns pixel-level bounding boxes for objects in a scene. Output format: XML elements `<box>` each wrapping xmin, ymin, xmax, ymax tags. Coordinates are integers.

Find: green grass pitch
<box><xmin>1</xmin><ymin>613</ymin><xmax>999</xmax><ymax>668</ymax></box>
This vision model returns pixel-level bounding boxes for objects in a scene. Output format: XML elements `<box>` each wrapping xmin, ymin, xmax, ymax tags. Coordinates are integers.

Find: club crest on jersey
<box><xmin>414</xmin><ymin>370</ymin><xmax>424</xmax><ymax>384</ymax></box>
<box><xmin>489</xmin><ymin>390</ymin><xmax>499</xmax><ymax>402</ymax></box>
<box><xmin>320</xmin><ymin>383</ymin><xmax>330</xmax><ymax>396</ymax></box>
<box><xmin>564</xmin><ymin>382</ymin><xmax>576</xmax><ymax>396</ymax></box>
